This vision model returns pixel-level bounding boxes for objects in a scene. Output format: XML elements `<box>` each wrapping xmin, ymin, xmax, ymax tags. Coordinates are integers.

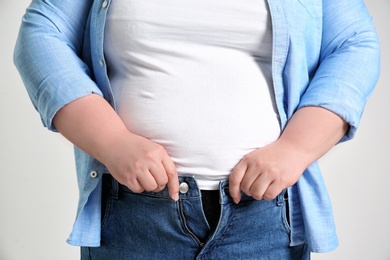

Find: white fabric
<box><xmin>104</xmin><ymin>0</ymin><xmax>280</xmax><ymax>189</ymax></box>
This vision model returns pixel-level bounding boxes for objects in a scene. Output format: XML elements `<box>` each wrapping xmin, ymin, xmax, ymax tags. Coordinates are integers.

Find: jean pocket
<box><xmin>298</xmin><ymin>0</ymin><xmax>322</xmax><ymax>18</ymax></box>
<box><xmin>101</xmin><ymin>194</ymin><xmax>113</xmax><ymax>232</ymax></box>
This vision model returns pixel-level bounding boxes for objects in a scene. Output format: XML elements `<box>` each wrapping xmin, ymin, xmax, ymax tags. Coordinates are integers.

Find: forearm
<box><xmin>278</xmin><ymin>106</ymin><xmax>349</xmax><ymax>168</ymax></box>
<box><xmin>52</xmin><ymin>94</ymin><xmax>129</xmax><ymax>163</ymax></box>
<box><xmin>53</xmin><ymin>93</ymin><xmax>179</xmax><ymax>199</ymax></box>
<box><xmin>229</xmin><ymin>105</ymin><xmax>349</xmax><ymax>202</ymax></box>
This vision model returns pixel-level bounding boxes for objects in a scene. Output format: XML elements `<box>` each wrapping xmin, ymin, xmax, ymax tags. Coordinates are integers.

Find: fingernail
<box><xmin>172</xmin><ymin>193</ymin><xmax>179</xmax><ymax>201</ymax></box>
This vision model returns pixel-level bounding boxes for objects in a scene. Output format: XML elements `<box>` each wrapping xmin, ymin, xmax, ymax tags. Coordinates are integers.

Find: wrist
<box><xmin>273</xmin><ymin>137</ymin><xmax>313</xmax><ymax>172</ymax></box>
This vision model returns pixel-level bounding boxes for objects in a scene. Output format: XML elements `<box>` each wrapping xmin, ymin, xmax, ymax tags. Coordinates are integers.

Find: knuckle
<box><xmin>144</xmin><ymin>183</ymin><xmax>158</xmax><ymax>192</ymax></box>
<box><xmin>267</xmin><ymin>166</ymin><xmax>280</xmax><ymax>177</ymax></box>
<box><xmin>263</xmin><ymin>193</ymin><xmax>275</xmax><ymax>201</ymax></box>
<box><xmin>154</xmin><ymin>145</ymin><xmax>165</xmax><ymax>156</ymax></box>
<box><xmin>252</xmin><ymin>194</ymin><xmax>263</xmax><ymax>200</ymax></box>
<box><xmin>133</xmin><ymin>161</ymin><xmax>144</xmax><ymax>171</ymax></box>
<box><xmin>251</xmin><ymin>190</ymin><xmax>263</xmax><ymax>200</ymax></box>
<box><xmin>126</xmin><ymin>182</ymin><xmax>144</xmax><ymax>193</ymax></box>
<box><xmin>145</xmin><ymin>145</ymin><xmax>166</xmax><ymax>161</ymax></box>
<box><xmin>123</xmin><ymin>177</ymin><xmax>134</xmax><ymax>186</ymax></box>
<box><xmin>131</xmin><ymin>187</ymin><xmax>145</xmax><ymax>193</ymax></box>
<box><xmin>254</xmin><ymin>159</ymin><xmax>265</xmax><ymax>169</ymax></box>
<box><xmin>157</xmin><ymin>184</ymin><xmax>167</xmax><ymax>190</ymax></box>
<box><xmin>241</xmin><ymin>156</ymin><xmax>251</xmax><ymax>165</ymax></box>
<box><xmin>240</xmin><ymin>188</ymin><xmax>251</xmax><ymax>198</ymax></box>
<box><xmin>240</xmin><ymin>183</ymin><xmax>250</xmax><ymax>193</ymax></box>
<box><xmin>145</xmin><ymin>151</ymin><xmax>155</xmax><ymax>161</ymax></box>
<box><xmin>156</xmin><ymin>177</ymin><xmax>168</xmax><ymax>187</ymax></box>
<box><xmin>124</xmin><ymin>177</ymin><xmax>142</xmax><ymax>191</ymax></box>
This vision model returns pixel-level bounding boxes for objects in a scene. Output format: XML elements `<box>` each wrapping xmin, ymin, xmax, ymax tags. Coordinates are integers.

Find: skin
<box><xmin>53</xmin><ymin>93</ymin><xmax>180</xmax><ymax>201</ymax></box>
<box><xmin>229</xmin><ymin>105</ymin><xmax>348</xmax><ymax>203</ymax></box>
<box><xmin>53</xmin><ymin>93</ymin><xmax>348</xmax><ymax>203</ymax></box>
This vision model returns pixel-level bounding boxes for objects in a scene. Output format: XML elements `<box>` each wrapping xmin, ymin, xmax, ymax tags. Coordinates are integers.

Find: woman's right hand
<box><xmin>53</xmin><ymin>94</ymin><xmax>179</xmax><ymax>201</ymax></box>
<box><xmin>102</xmin><ymin>131</ymin><xmax>179</xmax><ymax>200</ymax></box>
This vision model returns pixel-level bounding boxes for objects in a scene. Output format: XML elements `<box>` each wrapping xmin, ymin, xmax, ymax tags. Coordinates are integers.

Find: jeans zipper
<box><xmin>179</xmin><ymin>200</ymin><xmax>205</xmax><ymax>248</ymax></box>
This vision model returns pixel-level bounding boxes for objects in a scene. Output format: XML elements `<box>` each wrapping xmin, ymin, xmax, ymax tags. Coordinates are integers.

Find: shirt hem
<box><xmin>67</xmin><ymin>238</ymin><xmax>101</xmax><ymax>247</ymax></box>
<box><xmin>308</xmin><ymin>241</ymin><xmax>339</xmax><ymax>253</ymax></box>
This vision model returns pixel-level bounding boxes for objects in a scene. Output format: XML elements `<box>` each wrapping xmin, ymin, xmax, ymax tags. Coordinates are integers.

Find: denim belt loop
<box><xmin>219</xmin><ymin>180</ymin><xmax>230</xmax><ymax>204</ymax></box>
<box><xmin>111</xmin><ymin>176</ymin><xmax>119</xmax><ymax>200</ymax></box>
<box><xmin>276</xmin><ymin>189</ymin><xmax>286</xmax><ymax>207</ymax></box>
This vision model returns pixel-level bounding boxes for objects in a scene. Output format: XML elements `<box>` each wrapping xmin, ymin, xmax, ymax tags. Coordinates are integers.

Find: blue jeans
<box><xmin>81</xmin><ymin>176</ymin><xmax>310</xmax><ymax>259</ymax></box>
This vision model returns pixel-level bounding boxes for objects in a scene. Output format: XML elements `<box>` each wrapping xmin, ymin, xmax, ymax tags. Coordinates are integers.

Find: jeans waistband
<box><xmin>111</xmin><ymin>175</ymin><xmax>285</xmax><ymax>205</ymax></box>
<box><xmin>114</xmin><ymin>175</ymin><xmax>204</xmax><ymax>199</ymax></box>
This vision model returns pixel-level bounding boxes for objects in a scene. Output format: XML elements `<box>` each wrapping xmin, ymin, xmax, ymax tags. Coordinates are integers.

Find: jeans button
<box><xmin>179</xmin><ymin>182</ymin><xmax>189</xmax><ymax>194</ymax></box>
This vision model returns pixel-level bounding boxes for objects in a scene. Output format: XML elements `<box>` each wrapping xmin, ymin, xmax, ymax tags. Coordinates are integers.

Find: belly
<box><xmin>111</xmin><ymin>54</ymin><xmax>281</xmax><ymax>188</ymax></box>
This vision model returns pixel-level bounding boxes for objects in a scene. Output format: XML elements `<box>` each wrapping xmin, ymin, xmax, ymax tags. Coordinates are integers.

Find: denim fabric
<box><xmin>81</xmin><ymin>176</ymin><xmax>310</xmax><ymax>259</ymax></box>
<box><xmin>14</xmin><ymin>0</ymin><xmax>380</xmax><ymax>252</ymax></box>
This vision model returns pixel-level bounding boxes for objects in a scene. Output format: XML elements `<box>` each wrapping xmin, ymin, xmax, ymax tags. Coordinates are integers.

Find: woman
<box><xmin>14</xmin><ymin>0</ymin><xmax>380</xmax><ymax>259</ymax></box>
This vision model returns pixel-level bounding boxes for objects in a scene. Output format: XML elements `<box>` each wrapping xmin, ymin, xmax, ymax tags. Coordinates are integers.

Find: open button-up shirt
<box><xmin>14</xmin><ymin>0</ymin><xmax>380</xmax><ymax>253</ymax></box>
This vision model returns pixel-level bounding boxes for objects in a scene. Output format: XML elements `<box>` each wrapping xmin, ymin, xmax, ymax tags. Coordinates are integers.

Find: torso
<box><xmin>104</xmin><ymin>0</ymin><xmax>280</xmax><ymax>189</ymax></box>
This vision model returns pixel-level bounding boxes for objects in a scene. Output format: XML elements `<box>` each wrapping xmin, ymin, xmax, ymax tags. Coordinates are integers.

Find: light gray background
<box><xmin>0</xmin><ymin>1</ymin><xmax>388</xmax><ymax>259</ymax></box>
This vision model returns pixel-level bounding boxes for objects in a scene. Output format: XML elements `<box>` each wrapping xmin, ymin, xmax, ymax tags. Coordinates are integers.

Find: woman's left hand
<box><xmin>229</xmin><ymin>106</ymin><xmax>349</xmax><ymax>204</ymax></box>
<box><xmin>229</xmin><ymin>139</ymin><xmax>307</xmax><ymax>203</ymax></box>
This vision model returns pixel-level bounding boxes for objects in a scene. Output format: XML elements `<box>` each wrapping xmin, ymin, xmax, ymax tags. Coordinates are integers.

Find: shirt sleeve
<box><xmin>14</xmin><ymin>0</ymin><xmax>102</xmax><ymax>132</ymax></box>
<box><xmin>297</xmin><ymin>0</ymin><xmax>380</xmax><ymax>142</ymax></box>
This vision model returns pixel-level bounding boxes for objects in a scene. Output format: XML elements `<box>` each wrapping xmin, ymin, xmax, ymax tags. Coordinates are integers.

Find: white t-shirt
<box><xmin>104</xmin><ymin>0</ymin><xmax>280</xmax><ymax>190</ymax></box>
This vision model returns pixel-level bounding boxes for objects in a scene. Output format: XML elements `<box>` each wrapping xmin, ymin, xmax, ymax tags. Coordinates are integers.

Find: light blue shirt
<box><xmin>14</xmin><ymin>0</ymin><xmax>380</xmax><ymax>253</ymax></box>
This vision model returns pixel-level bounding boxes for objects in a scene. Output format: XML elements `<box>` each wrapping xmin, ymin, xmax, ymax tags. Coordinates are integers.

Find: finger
<box><xmin>123</xmin><ymin>177</ymin><xmax>145</xmax><ymax>194</ymax></box>
<box><xmin>229</xmin><ymin>162</ymin><xmax>247</xmax><ymax>204</ymax></box>
<box><xmin>261</xmin><ymin>181</ymin><xmax>284</xmax><ymax>201</ymax></box>
<box><xmin>136</xmin><ymin>169</ymin><xmax>159</xmax><ymax>192</ymax></box>
<box><xmin>248</xmin><ymin>171</ymin><xmax>275</xmax><ymax>200</ymax></box>
<box><xmin>149</xmin><ymin>163</ymin><xmax>169</xmax><ymax>192</ymax></box>
<box><xmin>239</xmin><ymin>164</ymin><xmax>263</xmax><ymax>197</ymax></box>
<box><xmin>162</xmin><ymin>156</ymin><xmax>179</xmax><ymax>201</ymax></box>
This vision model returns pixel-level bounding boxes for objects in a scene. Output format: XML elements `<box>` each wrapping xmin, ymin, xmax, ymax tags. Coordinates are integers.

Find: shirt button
<box><xmin>99</xmin><ymin>59</ymin><xmax>105</xmax><ymax>67</ymax></box>
<box><xmin>90</xmin><ymin>171</ymin><xmax>98</xmax><ymax>178</ymax></box>
<box><xmin>102</xmin><ymin>1</ymin><xmax>108</xmax><ymax>8</ymax></box>
<box><xmin>179</xmin><ymin>182</ymin><xmax>189</xmax><ymax>194</ymax></box>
